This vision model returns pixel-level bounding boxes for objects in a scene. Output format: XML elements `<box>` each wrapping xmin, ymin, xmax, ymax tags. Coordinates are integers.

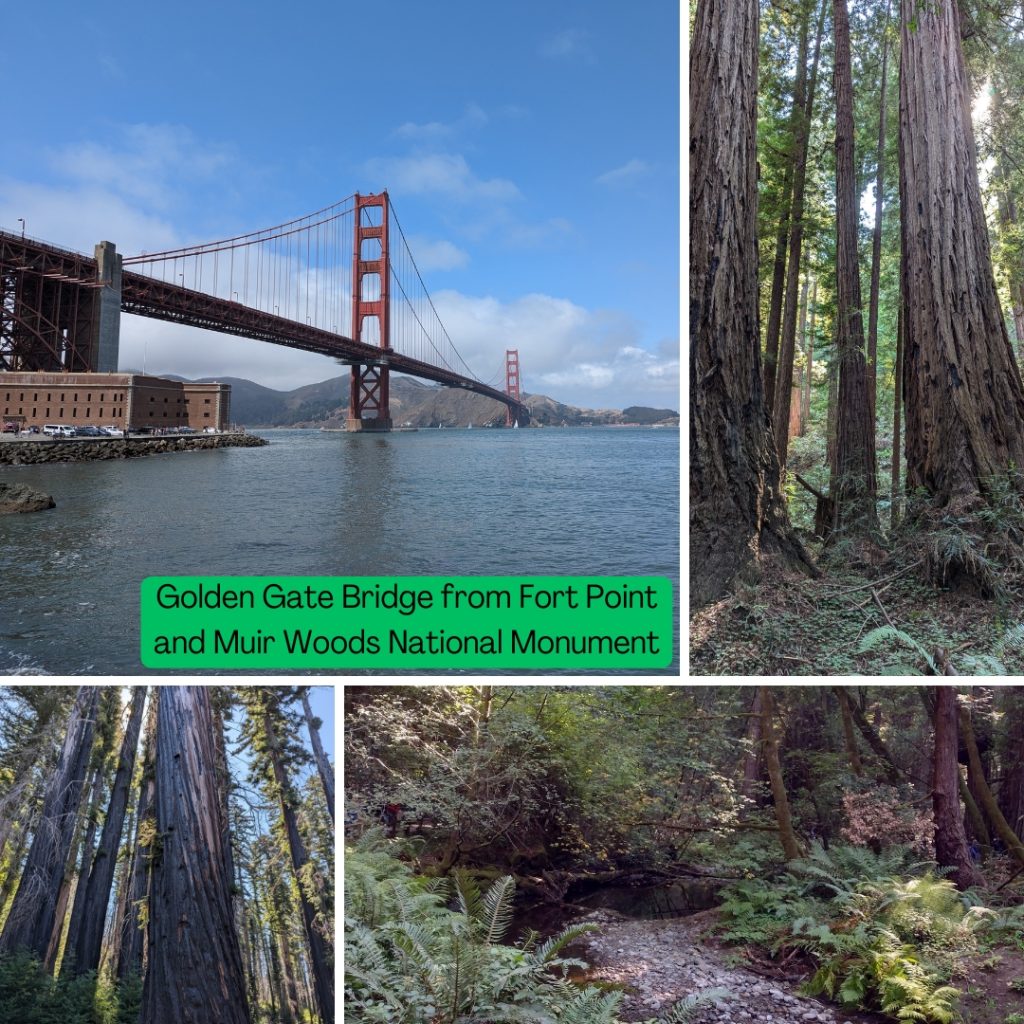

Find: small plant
<box><xmin>1008</xmin><ymin>977</ymin><xmax>1024</xmax><ymax>993</ymax></box>
<box><xmin>981</xmin><ymin>954</ymin><xmax>1004</xmax><ymax>972</ymax></box>
<box><xmin>1003</xmin><ymin>1013</ymin><xmax>1024</xmax><ymax>1024</ymax></box>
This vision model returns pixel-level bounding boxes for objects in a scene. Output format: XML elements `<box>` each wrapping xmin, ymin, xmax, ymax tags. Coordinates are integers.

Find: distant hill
<box><xmin>181</xmin><ymin>373</ymin><xmax>678</xmax><ymax>428</ymax></box>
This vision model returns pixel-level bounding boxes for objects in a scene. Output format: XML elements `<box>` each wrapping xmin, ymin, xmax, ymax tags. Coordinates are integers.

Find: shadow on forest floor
<box><xmin>690</xmin><ymin>557</ymin><xmax>1024</xmax><ymax>677</ymax></box>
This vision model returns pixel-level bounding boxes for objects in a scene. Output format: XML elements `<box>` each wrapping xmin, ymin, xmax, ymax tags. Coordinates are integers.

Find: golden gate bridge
<box><xmin>0</xmin><ymin>191</ymin><xmax>528</xmax><ymax>429</ymax></box>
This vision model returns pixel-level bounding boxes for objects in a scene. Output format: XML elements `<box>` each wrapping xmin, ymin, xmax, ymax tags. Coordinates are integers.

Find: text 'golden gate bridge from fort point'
<box><xmin>0</xmin><ymin>191</ymin><xmax>529</xmax><ymax>430</ymax></box>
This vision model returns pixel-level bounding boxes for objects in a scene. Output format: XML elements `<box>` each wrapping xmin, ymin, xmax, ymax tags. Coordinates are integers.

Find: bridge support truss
<box><xmin>0</xmin><ymin>235</ymin><xmax>121</xmax><ymax>373</ymax></box>
<box><xmin>346</xmin><ymin>192</ymin><xmax>392</xmax><ymax>432</ymax></box>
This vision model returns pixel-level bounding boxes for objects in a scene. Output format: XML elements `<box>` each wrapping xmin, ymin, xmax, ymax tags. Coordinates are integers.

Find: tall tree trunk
<box><xmin>803</xmin><ymin>276</ymin><xmax>817</xmax><ymax>430</ymax></box>
<box><xmin>0</xmin><ymin>686</ymin><xmax>98</xmax><ymax>961</ymax></box>
<box><xmin>899</xmin><ymin>0</ymin><xmax>1024</xmax><ymax>513</ymax></box>
<box><xmin>958</xmin><ymin>701</ymin><xmax>1024</xmax><ymax>867</ymax></box>
<box><xmin>932</xmin><ymin>688</ymin><xmax>981</xmax><ymax>889</ymax></box>
<box><xmin>142</xmin><ymin>687</ymin><xmax>251</xmax><ymax>1024</ymax></box>
<box><xmin>118</xmin><ymin>701</ymin><xmax>156</xmax><ymax>981</ymax></box>
<box><xmin>47</xmin><ymin>763</ymin><xmax>104</xmax><ymax>972</ymax></box>
<box><xmin>830</xmin><ymin>0</ymin><xmax>879</xmax><ymax>540</ymax></box>
<box><xmin>999</xmin><ymin>688</ymin><xmax>1024</xmax><ymax>840</ymax></box>
<box><xmin>833</xmin><ymin>688</ymin><xmax>863</xmax><ymax>775</ymax></box>
<box><xmin>300</xmin><ymin>689</ymin><xmax>335</xmax><ymax>822</ymax></box>
<box><xmin>759</xmin><ymin>688</ymin><xmax>801</xmax><ymax>861</ymax></box>
<box><xmin>263</xmin><ymin>711</ymin><xmax>334</xmax><ymax>1023</ymax></box>
<box><xmin>848</xmin><ymin>696</ymin><xmax>903</xmax><ymax>785</ymax></box>
<box><xmin>70</xmin><ymin>686</ymin><xmax>147</xmax><ymax>975</ymax></box>
<box><xmin>690</xmin><ymin>0</ymin><xmax>815</xmax><ymax>607</ymax></box>
<box><xmin>892</xmin><ymin>286</ymin><xmax>905</xmax><ymax>527</ymax></box>
<box><xmin>867</xmin><ymin>0</ymin><xmax>892</xmax><ymax>421</ymax></box>
<box><xmin>105</xmin><ymin>799</ymin><xmax>136</xmax><ymax>976</ymax></box>
<box><xmin>765</xmin><ymin>168</ymin><xmax>795</xmax><ymax>418</ymax></box>
<box><xmin>774</xmin><ymin>0</ymin><xmax>826</xmax><ymax>468</ymax></box>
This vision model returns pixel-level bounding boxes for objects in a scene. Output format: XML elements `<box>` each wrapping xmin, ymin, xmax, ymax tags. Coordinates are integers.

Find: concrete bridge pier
<box><xmin>91</xmin><ymin>241</ymin><xmax>122</xmax><ymax>371</ymax></box>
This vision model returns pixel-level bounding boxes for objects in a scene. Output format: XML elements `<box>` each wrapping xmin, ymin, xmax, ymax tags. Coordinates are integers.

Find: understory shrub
<box><xmin>718</xmin><ymin>843</ymin><xmax>990</xmax><ymax>1023</ymax></box>
<box><xmin>345</xmin><ymin>832</ymin><xmax>722</xmax><ymax>1023</ymax></box>
<box><xmin>0</xmin><ymin>952</ymin><xmax>141</xmax><ymax>1024</ymax></box>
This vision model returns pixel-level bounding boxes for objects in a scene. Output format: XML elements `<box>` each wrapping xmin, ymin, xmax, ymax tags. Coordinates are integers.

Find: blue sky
<box><xmin>0</xmin><ymin>1</ymin><xmax>679</xmax><ymax>410</ymax></box>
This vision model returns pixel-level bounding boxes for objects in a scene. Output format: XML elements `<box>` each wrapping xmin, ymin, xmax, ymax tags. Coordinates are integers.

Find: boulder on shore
<box><xmin>0</xmin><ymin>482</ymin><xmax>56</xmax><ymax>514</ymax></box>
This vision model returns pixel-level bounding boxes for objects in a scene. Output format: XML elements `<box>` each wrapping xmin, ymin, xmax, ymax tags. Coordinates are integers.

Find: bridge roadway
<box><xmin>1</xmin><ymin>232</ymin><xmax>529</xmax><ymax>421</ymax></box>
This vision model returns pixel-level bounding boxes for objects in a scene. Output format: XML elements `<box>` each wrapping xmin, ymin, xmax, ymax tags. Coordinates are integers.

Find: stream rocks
<box><xmin>0</xmin><ymin>482</ymin><xmax>56</xmax><ymax>513</ymax></box>
<box><xmin>574</xmin><ymin>910</ymin><xmax>869</xmax><ymax>1024</ymax></box>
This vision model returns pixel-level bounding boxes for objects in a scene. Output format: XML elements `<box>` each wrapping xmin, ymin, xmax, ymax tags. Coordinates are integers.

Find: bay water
<box><xmin>0</xmin><ymin>427</ymin><xmax>679</xmax><ymax>674</ymax></box>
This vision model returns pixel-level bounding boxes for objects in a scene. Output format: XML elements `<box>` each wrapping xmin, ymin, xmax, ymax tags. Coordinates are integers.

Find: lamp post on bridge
<box><xmin>17</xmin><ymin>218</ymin><xmax>24</xmax><ymax>239</ymax></box>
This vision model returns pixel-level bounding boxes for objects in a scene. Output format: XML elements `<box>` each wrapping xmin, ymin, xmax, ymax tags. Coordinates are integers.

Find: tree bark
<box><xmin>848</xmin><ymin>696</ymin><xmax>902</xmax><ymax>785</ymax></box>
<box><xmin>932</xmin><ymin>687</ymin><xmax>981</xmax><ymax>889</ymax></box>
<box><xmin>899</xmin><ymin>0</ymin><xmax>1024</xmax><ymax>509</ymax></box>
<box><xmin>803</xmin><ymin>276</ymin><xmax>817</xmax><ymax>431</ymax></box>
<box><xmin>70</xmin><ymin>686</ymin><xmax>147</xmax><ymax>975</ymax></box>
<box><xmin>0</xmin><ymin>686</ymin><xmax>99</xmax><ymax>962</ymax></box>
<box><xmin>765</xmin><ymin>167</ymin><xmax>795</xmax><ymax>418</ymax></box>
<box><xmin>867</xmin><ymin>0</ymin><xmax>892</xmax><ymax>421</ymax></box>
<box><xmin>264</xmin><ymin>710</ymin><xmax>334</xmax><ymax>1023</ymax></box>
<box><xmin>774</xmin><ymin>0</ymin><xmax>826</xmax><ymax>469</ymax></box>
<box><xmin>142</xmin><ymin>687</ymin><xmax>251</xmax><ymax>1024</ymax></box>
<box><xmin>300</xmin><ymin>688</ymin><xmax>335</xmax><ymax>822</ymax></box>
<box><xmin>118</xmin><ymin>700</ymin><xmax>156</xmax><ymax>981</ymax></box>
<box><xmin>833</xmin><ymin>688</ymin><xmax>863</xmax><ymax>775</ymax></box>
<box><xmin>760</xmin><ymin>688</ymin><xmax>801</xmax><ymax>861</ymax></box>
<box><xmin>47</xmin><ymin>763</ymin><xmax>104</xmax><ymax>972</ymax></box>
<box><xmin>958</xmin><ymin>700</ymin><xmax>1024</xmax><ymax>867</ymax></box>
<box><xmin>830</xmin><ymin>0</ymin><xmax>879</xmax><ymax>540</ymax></box>
<box><xmin>892</xmin><ymin>285</ymin><xmax>904</xmax><ymax>527</ymax></box>
<box><xmin>999</xmin><ymin>688</ymin><xmax>1024</xmax><ymax>840</ymax></box>
<box><xmin>690</xmin><ymin>0</ymin><xmax>815</xmax><ymax>607</ymax></box>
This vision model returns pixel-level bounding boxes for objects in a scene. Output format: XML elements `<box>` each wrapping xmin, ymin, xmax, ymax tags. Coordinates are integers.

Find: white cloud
<box><xmin>433</xmin><ymin>290</ymin><xmax>679</xmax><ymax>409</ymax></box>
<box><xmin>596</xmin><ymin>159</ymin><xmax>652</xmax><ymax>187</ymax></box>
<box><xmin>363</xmin><ymin>153</ymin><xmax>520</xmax><ymax>203</ymax></box>
<box><xmin>395</xmin><ymin>104</ymin><xmax>489</xmax><ymax>141</ymax></box>
<box><xmin>405</xmin><ymin>236</ymin><xmax>469</xmax><ymax>271</ymax></box>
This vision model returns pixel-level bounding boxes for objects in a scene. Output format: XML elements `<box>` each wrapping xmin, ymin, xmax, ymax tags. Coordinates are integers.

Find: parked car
<box><xmin>75</xmin><ymin>425</ymin><xmax>105</xmax><ymax>437</ymax></box>
<box><xmin>100</xmin><ymin>426</ymin><xmax>124</xmax><ymax>437</ymax></box>
<box><xmin>43</xmin><ymin>424</ymin><xmax>76</xmax><ymax>437</ymax></box>
<box><xmin>2</xmin><ymin>422</ymin><xmax>19</xmax><ymax>434</ymax></box>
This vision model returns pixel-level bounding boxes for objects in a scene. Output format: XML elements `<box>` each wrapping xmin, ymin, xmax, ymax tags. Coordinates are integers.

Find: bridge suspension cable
<box><xmin>123</xmin><ymin>196</ymin><xmax>357</xmax><ymax>338</ymax></box>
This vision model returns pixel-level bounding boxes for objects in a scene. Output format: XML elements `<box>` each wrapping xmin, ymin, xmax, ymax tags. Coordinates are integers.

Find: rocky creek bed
<box><xmin>570</xmin><ymin>909</ymin><xmax>889</xmax><ymax>1024</ymax></box>
<box><xmin>0</xmin><ymin>432</ymin><xmax>267</xmax><ymax>465</ymax></box>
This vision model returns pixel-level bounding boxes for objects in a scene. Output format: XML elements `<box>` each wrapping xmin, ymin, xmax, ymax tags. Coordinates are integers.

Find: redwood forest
<box><xmin>344</xmin><ymin>684</ymin><xmax>1024</xmax><ymax>1023</ymax></box>
<box><xmin>0</xmin><ymin>685</ymin><xmax>335</xmax><ymax>1024</ymax></box>
<box><xmin>690</xmin><ymin>0</ymin><xmax>1024</xmax><ymax>674</ymax></box>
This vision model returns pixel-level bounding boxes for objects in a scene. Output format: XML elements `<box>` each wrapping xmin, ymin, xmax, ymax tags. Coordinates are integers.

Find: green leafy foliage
<box><xmin>719</xmin><ymin>844</ymin><xmax>980</xmax><ymax>1023</ymax></box>
<box><xmin>0</xmin><ymin>953</ymin><xmax>141</xmax><ymax>1024</ymax></box>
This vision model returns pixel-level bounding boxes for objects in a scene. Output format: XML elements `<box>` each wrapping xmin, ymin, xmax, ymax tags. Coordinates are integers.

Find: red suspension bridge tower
<box><xmin>347</xmin><ymin>192</ymin><xmax>391</xmax><ymax>431</ymax></box>
<box><xmin>505</xmin><ymin>349</ymin><xmax>521</xmax><ymax>427</ymax></box>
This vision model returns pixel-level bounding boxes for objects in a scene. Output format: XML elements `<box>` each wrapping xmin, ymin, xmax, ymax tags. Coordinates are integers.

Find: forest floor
<box><xmin>571</xmin><ymin>907</ymin><xmax>1024</xmax><ymax>1024</ymax></box>
<box><xmin>572</xmin><ymin>907</ymin><xmax>886</xmax><ymax>1023</ymax></box>
<box><xmin>689</xmin><ymin>557</ymin><xmax>1024</xmax><ymax>677</ymax></box>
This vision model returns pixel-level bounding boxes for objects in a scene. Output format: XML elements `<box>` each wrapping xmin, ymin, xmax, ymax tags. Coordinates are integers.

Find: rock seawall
<box><xmin>0</xmin><ymin>433</ymin><xmax>267</xmax><ymax>466</ymax></box>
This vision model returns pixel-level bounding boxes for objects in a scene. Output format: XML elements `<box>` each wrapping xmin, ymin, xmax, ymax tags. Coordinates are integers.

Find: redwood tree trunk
<box><xmin>932</xmin><ymin>687</ymin><xmax>981</xmax><ymax>889</ymax></box>
<box><xmin>830</xmin><ymin>0</ymin><xmax>879</xmax><ymax>539</ymax></box>
<box><xmin>142</xmin><ymin>687</ymin><xmax>251</xmax><ymax>1024</ymax></box>
<box><xmin>690</xmin><ymin>0</ymin><xmax>814</xmax><ymax>607</ymax></box>
<box><xmin>0</xmin><ymin>686</ymin><xmax>99</xmax><ymax>961</ymax></box>
<box><xmin>773</xmin><ymin>0</ymin><xmax>826</xmax><ymax>468</ymax></box>
<box><xmin>264</xmin><ymin>711</ymin><xmax>334</xmax><ymax>1024</ymax></box>
<box><xmin>867</xmin><ymin>0</ymin><xmax>892</xmax><ymax>421</ymax></box>
<box><xmin>70</xmin><ymin>686</ymin><xmax>147</xmax><ymax>975</ymax></box>
<box><xmin>899</xmin><ymin>0</ymin><xmax>1024</xmax><ymax>508</ymax></box>
<box><xmin>301</xmin><ymin>689</ymin><xmax>335</xmax><ymax>822</ymax></box>
<box><xmin>118</xmin><ymin>701</ymin><xmax>156</xmax><ymax>981</ymax></box>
